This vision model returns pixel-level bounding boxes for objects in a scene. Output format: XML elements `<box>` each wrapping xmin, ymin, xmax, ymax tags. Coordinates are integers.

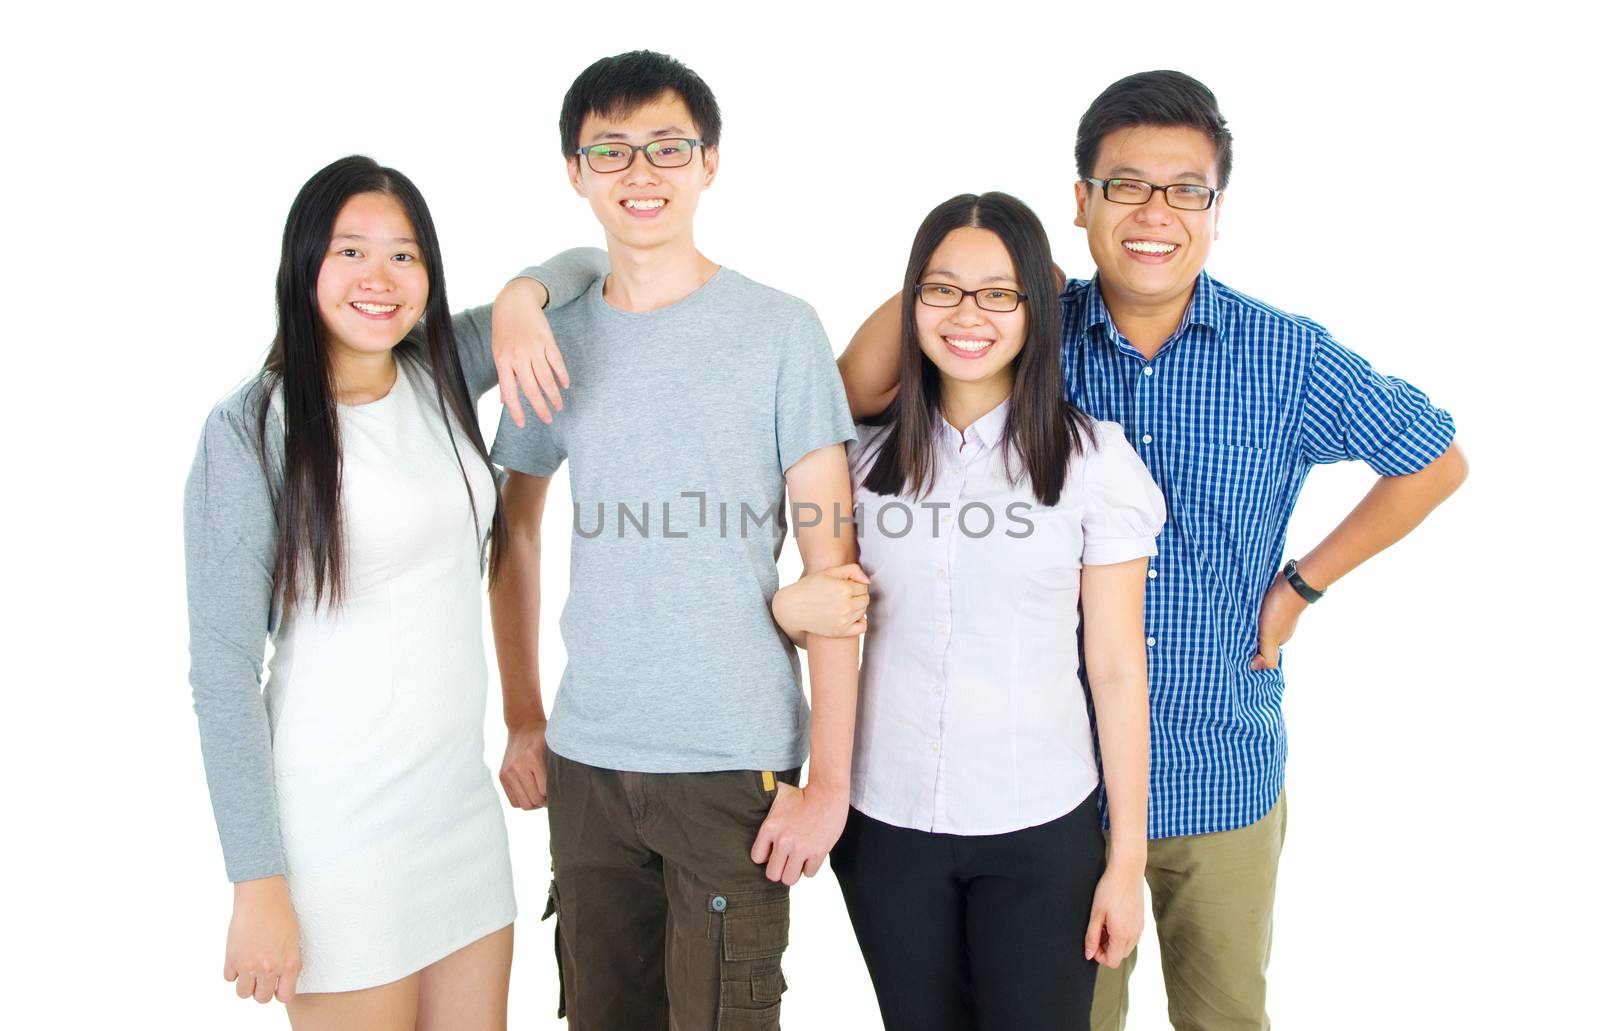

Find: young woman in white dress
<box><xmin>183</xmin><ymin>156</ymin><xmax>516</xmax><ymax>1030</ymax></box>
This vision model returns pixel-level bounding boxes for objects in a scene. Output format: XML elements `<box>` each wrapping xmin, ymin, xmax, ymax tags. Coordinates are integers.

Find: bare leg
<box><xmin>287</xmin><ymin>973</ymin><xmax>420</xmax><ymax>1031</ymax></box>
<box><xmin>416</xmin><ymin>924</ymin><xmax>515</xmax><ymax>1031</ymax></box>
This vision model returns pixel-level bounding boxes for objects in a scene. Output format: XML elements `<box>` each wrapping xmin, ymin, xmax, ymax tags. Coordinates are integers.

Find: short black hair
<box><xmin>1075</xmin><ymin>70</ymin><xmax>1233</xmax><ymax>190</ymax></box>
<box><xmin>559</xmin><ymin>51</ymin><xmax>721</xmax><ymax>158</ymax></box>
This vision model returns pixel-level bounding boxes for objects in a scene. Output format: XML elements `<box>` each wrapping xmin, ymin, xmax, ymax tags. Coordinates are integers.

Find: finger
<box><xmin>546</xmin><ymin>338</ymin><xmax>571</xmax><ymax>390</ymax></box>
<box><xmin>845</xmin><ymin>618</ymin><xmax>868</xmax><ymax>637</ymax></box>
<box><xmin>842</xmin><ymin>563</ymin><xmax>870</xmax><ymax>583</ymax></box>
<box><xmin>496</xmin><ymin>362</ymin><xmax>527</xmax><ymax>428</ymax></box>
<box><xmin>516</xmin><ymin>364</ymin><xmax>554</xmax><ymax>425</ymax></box>
<box><xmin>235</xmin><ymin>973</ymin><xmax>256</xmax><ymax>1000</ymax></box>
<box><xmin>530</xmin><ymin>760</ymin><xmax>549</xmax><ymax>807</ymax></box>
<box><xmin>801</xmin><ymin>853</ymin><xmax>824</xmax><ymax>878</ymax></box>
<box><xmin>500</xmin><ymin>769</ymin><xmax>531</xmax><ymax>810</ymax></box>
<box><xmin>750</xmin><ymin>825</ymin><xmax>774</xmax><ymax>865</ymax></box>
<box><xmin>276</xmin><ymin>968</ymin><xmax>299</xmax><ymax>1004</ymax></box>
<box><xmin>223</xmin><ymin>959</ymin><xmax>239</xmax><ymax>982</ymax></box>
<box><xmin>529</xmin><ymin>354</ymin><xmax>564</xmax><ymax>414</ymax></box>
<box><xmin>780</xmin><ymin>852</ymin><xmax>804</xmax><ymax>887</ymax></box>
<box><xmin>765</xmin><ymin>843</ymin><xmax>791</xmax><ymax>882</ymax></box>
<box><xmin>254</xmin><ymin>973</ymin><xmax>277</xmax><ymax>1004</ymax></box>
<box><xmin>1085</xmin><ymin>910</ymin><xmax>1105</xmax><ymax>960</ymax></box>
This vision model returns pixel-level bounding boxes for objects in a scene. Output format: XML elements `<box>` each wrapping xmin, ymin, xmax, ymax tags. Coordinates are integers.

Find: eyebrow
<box><xmin>925</xmin><ymin>268</ymin><xmax>1019</xmax><ymax>285</ymax></box>
<box><xmin>333</xmin><ymin>233</ymin><xmax>418</xmax><ymax>245</ymax></box>
<box><xmin>594</xmin><ymin>125</ymin><xmax>689</xmax><ymax>141</ymax></box>
<box><xmin>1106</xmin><ymin>166</ymin><xmax>1210</xmax><ymax>184</ymax></box>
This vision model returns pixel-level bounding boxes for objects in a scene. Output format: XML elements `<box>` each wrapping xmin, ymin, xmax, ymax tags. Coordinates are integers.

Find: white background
<box><xmin>4</xmin><ymin>1</ymin><xmax>1593</xmax><ymax>1028</ymax></box>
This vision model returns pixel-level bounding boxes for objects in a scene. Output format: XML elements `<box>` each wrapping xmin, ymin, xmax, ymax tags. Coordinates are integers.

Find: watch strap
<box><xmin>1283</xmin><ymin>559</ymin><xmax>1324</xmax><ymax>604</ymax></box>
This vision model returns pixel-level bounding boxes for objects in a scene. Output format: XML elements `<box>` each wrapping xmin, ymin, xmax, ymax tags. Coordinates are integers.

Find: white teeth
<box><xmin>624</xmin><ymin>198</ymin><xmax>665</xmax><ymax>210</ymax></box>
<box><xmin>1123</xmin><ymin>240</ymin><xmax>1177</xmax><ymax>255</ymax></box>
<box><xmin>946</xmin><ymin>337</ymin><xmax>993</xmax><ymax>352</ymax></box>
<box><xmin>352</xmin><ymin>302</ymin><xmax>398</xmax><ymax>314</ymax></box>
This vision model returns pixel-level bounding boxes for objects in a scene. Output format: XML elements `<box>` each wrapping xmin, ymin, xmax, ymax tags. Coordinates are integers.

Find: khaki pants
<box><xmin>542</xmin><ymin>752</ymin><xmax>800</xmax><ymax>1031</ymax></box>
<box><xmin>1090</xmin><ymin>792</ymin><xmax>1287</xmax><ymax>1031</ymax></box>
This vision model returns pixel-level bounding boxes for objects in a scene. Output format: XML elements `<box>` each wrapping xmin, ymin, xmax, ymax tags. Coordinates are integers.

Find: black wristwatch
<box><xmin>1282</xmin><ymin>559</ymin><xmax>1324</xmax><ymax>604</ymax></box>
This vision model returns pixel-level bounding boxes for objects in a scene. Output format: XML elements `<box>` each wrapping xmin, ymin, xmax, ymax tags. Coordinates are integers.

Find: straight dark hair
<box><xmin>863</xmin><ymin>192</ymin><xmax>1092</xmax><ymax>508</ymax></box>
<box><xmin>559</xmin><ymin>50</ymin><xmax>721</xmax><ymax>157</ymax></box>
<box><xmin>1074</xmin><ymin>70</ymin><xmax>1233</xmax><ymax>189</ymax></box>
<box><xmin>255</xmin><ymin>155</ymin><xmax>505</xmax><ymax>618</ymax></box>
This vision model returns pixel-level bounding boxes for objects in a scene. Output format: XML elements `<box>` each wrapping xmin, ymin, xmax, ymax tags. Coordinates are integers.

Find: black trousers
<box><xmin>830</xmin><ymin>792</ymin><xmax>1105</xmax><ymax>1031</ymax></box>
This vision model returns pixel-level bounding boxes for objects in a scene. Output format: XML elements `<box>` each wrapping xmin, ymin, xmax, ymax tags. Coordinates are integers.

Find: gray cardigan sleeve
<box><xmin>183</xmin><ymin>385</ymin><xmax>286</xmax><ymax>882</ymax></box>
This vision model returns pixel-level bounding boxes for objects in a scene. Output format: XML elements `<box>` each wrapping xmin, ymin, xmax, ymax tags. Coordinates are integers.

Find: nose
<box><xmin>1132</xmin><ymin>190</ymin><xmax>1175</xmax><ymax>224</ymax></box>
<box><xmin>951</xmin><ymin>294</ymin><xmax>988</xmax><ymax>324</ymax></box>
<box><xmin>622</xmin><ymin>148</ymin><xmax>660</xmax><ymax>187</ymax></box>
<box><xmin>359</xmin><ymin>260</ymin><xmax>395</xmax><ymax>292</ymax></box>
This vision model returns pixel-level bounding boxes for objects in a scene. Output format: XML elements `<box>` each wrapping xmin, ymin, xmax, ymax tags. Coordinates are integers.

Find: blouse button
<box><xmin>1145</xmin><ymin>636</ymin><xmax>1157</xmax><ymax>648</ymax></box>
<box><xmin>1143</xmin><ymin>366</ymin><xmax>1153</xmax><ymax>376</ymax></box>
<box><xmin>1148</xmin><ymin>569</ymin><xmax>1158</xmax><ymax>579</ymax></box>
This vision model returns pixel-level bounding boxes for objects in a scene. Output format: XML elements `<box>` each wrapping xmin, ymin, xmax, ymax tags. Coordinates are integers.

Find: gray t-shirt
<box><xmin>490</xmin><ymin>268</ymin><xmax>855</xmax><ymax>773</ymax></box>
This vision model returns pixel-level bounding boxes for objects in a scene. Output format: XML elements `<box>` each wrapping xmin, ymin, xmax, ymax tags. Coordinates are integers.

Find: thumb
<box><xmin>840</xmin><ymin>563</ymin><xmax>870</xmax><ymax>584</ymax></box>
<box><xmin>1085</xmin><ymin>908</ymin><xmax>1106</xmax><ymax>961</ymax></box>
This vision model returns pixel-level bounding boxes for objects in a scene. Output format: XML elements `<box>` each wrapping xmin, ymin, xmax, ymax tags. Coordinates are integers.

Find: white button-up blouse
<box><xmin>847</xmin><ymin>401</ymin><xmax>1166</xmax><ymax>835</ymax></box>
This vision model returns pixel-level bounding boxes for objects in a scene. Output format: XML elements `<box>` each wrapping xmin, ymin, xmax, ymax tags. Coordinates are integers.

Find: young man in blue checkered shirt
<box><xmin>824</xmin><ymin>70</ymin><xmax>1468</xmax><ymax>1030</ymax></box>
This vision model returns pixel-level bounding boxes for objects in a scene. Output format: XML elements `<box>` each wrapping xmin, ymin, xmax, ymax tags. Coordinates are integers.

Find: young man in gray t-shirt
<box><xmin>485</xmin><ymin>51</ymin><xmax>859</xmax><ymax>1028</ymax></box>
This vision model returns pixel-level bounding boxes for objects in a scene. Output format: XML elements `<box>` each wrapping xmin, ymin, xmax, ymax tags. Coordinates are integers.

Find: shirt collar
<box><xmin>939</xmin><ymin>398</ymin><xmax>1010</xmax><ymax>455</ymax></box>
<box><xmin>1078</xmin><ymin>270</ymin><xmax>1222</xmax><ymax>349</ymax></box>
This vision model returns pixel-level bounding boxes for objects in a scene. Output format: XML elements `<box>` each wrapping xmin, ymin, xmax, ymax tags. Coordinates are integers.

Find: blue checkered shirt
<box><xmin>1063</xmin><ymin>272</ymin><xmax>1455</xmax><ymax>840</ymax></box>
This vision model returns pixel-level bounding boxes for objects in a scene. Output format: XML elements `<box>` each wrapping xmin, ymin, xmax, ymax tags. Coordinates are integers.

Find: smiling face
<box><xmin>1074</xmin><ymin>124</ymin><xmax>1222</xmax><ymax>314</ymax></box>
<box><xmin>567</xmin><ymin>90</ymin><xmax>718</xmax><ymax>252</ymax></box>
<box><xmin>315</xmin><ymin>191</ymin><xmax>427</xmax><ymax>363</ymax></box>
<box><xmin>914</xmin><ymin>227</ymin><xmax>1029</xmax><ymax>390</ymax></box>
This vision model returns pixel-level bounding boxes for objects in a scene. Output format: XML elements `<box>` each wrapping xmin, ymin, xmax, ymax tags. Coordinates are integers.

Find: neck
<box><xmin>602</xmin><ymin>232</ymin><xmax>719</xmax><ymax>312</ymax></box>
<box><xmin>1100</xmin><ymin>277</ymin><xmax>1199</xmax><ymax>360</ymax></box>
<box><xmin>939</xmin><ymin>367</ymin><xmax>1013</xmax><ymax>434</ymax></box>
<box><xmin>329</xmin><ymin>346</ymin><xmax>398</xmax><ymax>405</ymax></box>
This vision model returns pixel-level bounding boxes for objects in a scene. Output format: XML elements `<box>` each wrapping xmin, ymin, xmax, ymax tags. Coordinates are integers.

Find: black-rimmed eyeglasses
<box><xmin>1084</xmin><ymin>177</ymin><xmax>1218</xmax><ymax>211</ymax></box>
<box><xmin>574</xmin><ymin>138</ymin><xmax>704</xmax><ymax>174</ymax></box>
<box><xmin>914</xmin><ymin>283</ymin><xmax>1027</xmax><ymax>313</ymax></box>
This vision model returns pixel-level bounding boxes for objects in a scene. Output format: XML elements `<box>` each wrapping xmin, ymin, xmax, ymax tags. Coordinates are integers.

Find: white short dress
<box><xmin>264</xmin><ymin>360</ymin><xmax>516</xmax><ymax>993</ymax></box>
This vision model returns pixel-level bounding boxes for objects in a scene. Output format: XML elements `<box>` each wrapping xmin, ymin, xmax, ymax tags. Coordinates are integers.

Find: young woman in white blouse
<box><xmin>773</xmin><ymin>192</ymin><xmax>1163</xmax><ymax>1030</ymax></box>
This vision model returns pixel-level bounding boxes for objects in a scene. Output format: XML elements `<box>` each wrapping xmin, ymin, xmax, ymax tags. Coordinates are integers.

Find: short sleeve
<box><xmin>1081</xmin><ymin>421</ymin><xmax>1166</xmax><ymax>566</ymax></box>
<box><xmin>515</xmin><ymin>247</ymin><xmax>610</xmax><ymax>310</ymax></box>
<box><xmin>182</xmin><ymin>391</ymin><xmax>287</xmax><ymax>882</ymax></box>
<box><xmin>1299</xmin><ymin>334</ymin><xmax>1455</xmax><ymax>475</ymax></box>
<box><xmin>490</xmin><ymin>402</ymin><xmax>565</xmax><ymax>477</ymax></box>
<box><xmin>776</xmin><ymin>305</ymin><xmax>856</xmax><ymax>473</ymax></box>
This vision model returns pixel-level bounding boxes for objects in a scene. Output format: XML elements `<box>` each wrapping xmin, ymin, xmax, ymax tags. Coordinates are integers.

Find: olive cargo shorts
<box><xmin>542</xmin><ymin>752</ymin><xmax>801</xmax><ymax>1030</ymax></box>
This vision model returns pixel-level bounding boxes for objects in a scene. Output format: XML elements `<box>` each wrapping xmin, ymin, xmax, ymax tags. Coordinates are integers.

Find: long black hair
<box><xmin>254</xmin><ymin>154</ymin><xmax>505</xmax><ymax>618</ymax></box>
<box><xmin>862</xmin><ymin>192</ymin><xmax>1092</xmax><ymax>508</ymax></box>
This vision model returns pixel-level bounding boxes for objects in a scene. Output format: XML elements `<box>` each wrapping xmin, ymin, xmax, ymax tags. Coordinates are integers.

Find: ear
<box><xmin>1073</xmin><ymin>179</ymin><xmax>1089</xmax><ymax>229</ymax></box>
<box><xmin>701</xmin><ymin>145</ymin><xmax>719</xmax><ymax>189</ymax></box>
<box><xmin>1211</xmin><ymin>189</ymin><xmax>1224</xmax><ymax>240</ymax></box>
<box><xmin>567</xmin><ymin>157</ymin><xmax>586</xmax><ymax>198</ymax></box>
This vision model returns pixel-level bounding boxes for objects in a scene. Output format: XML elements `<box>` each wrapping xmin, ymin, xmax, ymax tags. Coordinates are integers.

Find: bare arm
<box><xmin>1081</xmin><ymin>556</ymin><xmax>1151</xmax><ymax>968</ymax></box>
<box><xmin>751</xmin><ymin>443</ymin><xmax>860</xmax><ymax>885</ymax></box>
<box><xmin>837</xmin><ymin>292</ymin><xmax>902</xmax><ymax>419</ymax></box>
<box><xmin>1253</xmin><ymin>442</ymin><xmax>1469</xmax><ymax>669</ymax></box>
<box><xmin>489</xmin><ymin>471</ymin><xmax>554</xmax><ymax>809</ymax></box>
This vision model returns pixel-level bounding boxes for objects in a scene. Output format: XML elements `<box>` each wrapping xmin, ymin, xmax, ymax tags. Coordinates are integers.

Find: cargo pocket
<box><xmin>707</xmin><ymin>889</ymin><xmax>789</xmax><ymax>1030</ymax></box>
<box><xmin>540</xmin><ymin>879</ymin><xmax>567</xmax><ymax>1019</ymax></box>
